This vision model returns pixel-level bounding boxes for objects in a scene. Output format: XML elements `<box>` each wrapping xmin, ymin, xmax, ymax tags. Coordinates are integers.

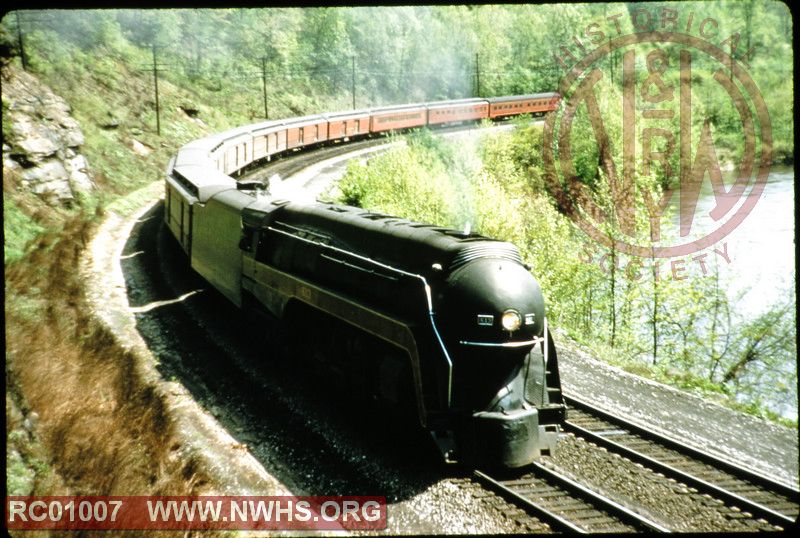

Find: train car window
<box><xmin>239</xmin><ymin>227</ymin><xmax>255</xmax><ymax>253</ymax></box>
<box><xmin>254</xmin><ymin>236</ymin><xmax>270</xmax><ymax>263</ymax></box>
<box><xmin>165</xmin><ymin>187</ymin><xmax>171</xmax><ymax>223</ymax></box>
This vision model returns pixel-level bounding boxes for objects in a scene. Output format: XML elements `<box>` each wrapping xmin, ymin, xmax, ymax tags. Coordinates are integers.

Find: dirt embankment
<box><xmin>5</xmin><ymin>211</ymin><xmax>208</xmax><ymax>535</ymax></box>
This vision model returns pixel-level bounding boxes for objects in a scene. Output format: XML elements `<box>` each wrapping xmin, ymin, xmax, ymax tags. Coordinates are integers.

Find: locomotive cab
<box><xmin>435</xmin><ymin>253</ymin><xmax>564</xmax><ymax>467</ymax></box>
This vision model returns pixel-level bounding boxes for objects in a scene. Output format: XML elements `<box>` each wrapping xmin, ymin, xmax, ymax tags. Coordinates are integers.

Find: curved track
<box><xmin>474</xmin><ymin>466</ymin><xmax>669</xmax><ymax>533</ymax></box>
<box><xmin>562</xmin><ymin>395</ymin><xmax>798</xmax><ymax>530</ymax></box>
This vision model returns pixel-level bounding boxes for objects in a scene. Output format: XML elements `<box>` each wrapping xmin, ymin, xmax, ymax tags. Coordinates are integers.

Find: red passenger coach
<box><xmin>221</xmin><ymin>132</ymin><xmax>254</xmax><ymax>176</ymax></box>
<box><xmin>285</xmin><ymin>115</ymin><xmax>330</xmax><ymax>150</ymax></box>
<box><xmin>369</xmin><ymin>104</ymin><xmax>427</xmax><ymax>133</ymax></box>
<box><xmin>427</xmin><ymin>98</ymin><xmax>489</xmax><ymax>125</ymax></box>
<box><xmin>323</xmin><ymin>110</ymin><xmax>371</xmax><ymax>142</ymax></box>
<box><xmin>266</xmin><ymin>127</ymin><xmax>288</xmax><ymax>156</ymax></box>
<box><xmin>487</xmin><ymin>93</ymin><xmax>559</xmax><ymax>119</ymax></box>
<box><xmin>251</xmin><ymin>120</ymin><xmax>286</xmax><ymax>162</ymax></box>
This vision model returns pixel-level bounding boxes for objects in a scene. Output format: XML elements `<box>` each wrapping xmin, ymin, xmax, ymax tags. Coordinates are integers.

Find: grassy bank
<box><xmin>5</xmin><ymin>212</ymin><xmax>209</xmax><ymax>526</ymax></box>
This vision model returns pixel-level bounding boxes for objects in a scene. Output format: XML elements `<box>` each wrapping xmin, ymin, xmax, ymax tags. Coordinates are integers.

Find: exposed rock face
<box><xmin>3</xmin><ymin>64</ymin><xmax>94</xmax><ymax>206</ymax></box>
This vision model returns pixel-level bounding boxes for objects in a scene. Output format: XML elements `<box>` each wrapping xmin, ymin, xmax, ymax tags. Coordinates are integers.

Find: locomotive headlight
<box><xmin>501</xmin><ymin>310</ymin><xmax>522</xmax><ymax>332</ymax></box>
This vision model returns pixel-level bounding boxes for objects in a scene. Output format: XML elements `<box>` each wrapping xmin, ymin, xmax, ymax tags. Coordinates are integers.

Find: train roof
<box><xmin>426</xmin><ymin>98</ymin><xmax>488</xmax><ymax>110</ymax></box>
<box><xmin>485</xmin><ymin>93</ymin><xmax>557</xmax><ymax>103</ymax></box>
<box><xmin>169</xmin><ymin>164</ymin><xmax>236</xmax><ymax>202</ymax></box>
<box><xmin>321</xmin><ymin>110</ymin><xmax>371</xmax><ymax>121</ymax></box>
<box><xmin>248</xmin><ymin>119</ymin><xmax>286</xmax><ymax>131</ymax></box>
<box><xmin>254</xmin><ymin>201</ymin><xmax>522</xmax><ymax>278</ymax></box>
<box><xmin>173</xmin><ymin>146</ymin><xmax>214</xmax><ymax>169</ymax></box>
<box><xmin>368</xmin><ymin>103</ymin><xmax>427</xmax><ymax>115</ymax></box>
<box><xmin>282</xmin><ymin>114</ymin><xmax>329</xmax><ymax>128</ymax></box>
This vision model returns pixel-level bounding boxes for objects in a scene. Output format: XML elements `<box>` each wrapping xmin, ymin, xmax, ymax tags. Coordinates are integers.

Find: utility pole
<box><xmin>15</xmin><ymin>12</ymin><xmax>27</xmax><ymax>72</ymax></box>
<box><xmin>261</xmin><ymin>56</ymin><xmax>269</xmax><ymax>119</ymax></box>
<box><xmin>351</xmin><ymin>56</ymin><xmax>356</xmax><ymax>109</ymax></box>
<box><xmin>12</xmin><ymin>11</ymin><xmax>53</xmax><ymax>72</ymax></box>
<box><xmin>152</xmin><ymin>44</ymin><xmax>161</xmax><ymax>136</ymax></box>
<box><xmin>475</xmin><ymin>53</ymin><xmax>481</xmax><ymax>98</ymax></box>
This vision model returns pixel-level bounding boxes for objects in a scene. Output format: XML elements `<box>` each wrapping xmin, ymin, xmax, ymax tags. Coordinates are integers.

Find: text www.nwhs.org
<box><xmin>148</xmin><ymin>498</ymin><xmax>383</xmax><ymax>523</ymax></box>
<box><xmin>6</xmin><ymin>496</ymin><xmax>387</xmax><ymax>530</ymax></box>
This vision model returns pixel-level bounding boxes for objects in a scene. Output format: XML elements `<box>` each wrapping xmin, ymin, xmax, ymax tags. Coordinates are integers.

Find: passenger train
<box><xmin>164</xmin><ymin>93</ymin><xmax>565</xmax><ymax>468</ymax></box>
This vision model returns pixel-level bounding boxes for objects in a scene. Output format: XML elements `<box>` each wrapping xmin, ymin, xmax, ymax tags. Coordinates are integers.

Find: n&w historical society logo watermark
<box><xmin>543</xmin><ymin>8</ymin><xmax>772</xmax><ymax>281</ymax></box>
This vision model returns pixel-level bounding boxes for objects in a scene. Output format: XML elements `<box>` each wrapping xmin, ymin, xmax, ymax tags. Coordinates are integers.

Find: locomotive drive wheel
<box><xmin>281</xmin><ymin>301</ymin><xmax>418</xmax><ymax>422</ymax></box>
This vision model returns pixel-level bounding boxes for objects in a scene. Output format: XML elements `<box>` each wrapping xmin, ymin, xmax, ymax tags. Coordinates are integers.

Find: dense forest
<box><xmin>2</xmin><ymin>4</ymin><xmax>795</xmax><ymax>423</ymax></box>
<box><xmin>4</xmin><ymin>4</ymin><xmax>792</xmax><ymax>150</ymax></box>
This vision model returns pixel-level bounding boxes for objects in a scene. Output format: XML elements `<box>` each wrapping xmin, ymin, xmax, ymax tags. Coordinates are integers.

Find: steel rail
<box><xmin>564</xmin><ymin>394</ymin><xmax>798</xmax><ymax>528</ymax></box>
<box><xmin>475</xmin><ymin>466</ymin><xmax>671</xmax><ymax>533</ymax></box>
<box><xmin>473</xmin><ymin>470</ymin><xmax>589</xmax><ymax>534</ymax></box>
<box><xmin>529</xmin><ymin>462</ymin><xmax>672</xmax><ymax>532</ymax></box>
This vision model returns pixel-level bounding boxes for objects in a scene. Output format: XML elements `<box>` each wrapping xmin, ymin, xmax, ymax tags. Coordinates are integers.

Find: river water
<box><xmin>683</xmin><ymin>164</ymin><xmax>795</xmax><ymax>315</ymax></box>
<box><xmin>670</xmin><ymin>165</ymin><xmax>796</xmax><ymax>419</ymax></box>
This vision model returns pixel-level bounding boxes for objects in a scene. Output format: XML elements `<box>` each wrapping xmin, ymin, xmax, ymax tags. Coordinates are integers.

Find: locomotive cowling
<box><xmin>238</xmin><ymin>200</ymin><xmax>564</xmax><ymax>468</ymax></box>
<box><xmin>435</xmin><ymin>256</ymin><xmax>562</xmax><ymax>467</ymax></box>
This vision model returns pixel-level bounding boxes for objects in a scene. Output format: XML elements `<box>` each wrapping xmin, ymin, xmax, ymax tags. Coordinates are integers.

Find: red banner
<box><xmin>6</xmin><ymin>496</ymin><xmax>386</xmax><ymax>530</ymax></box>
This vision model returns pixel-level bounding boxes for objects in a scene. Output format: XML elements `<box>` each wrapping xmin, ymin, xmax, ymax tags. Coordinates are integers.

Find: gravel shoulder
<box><xmin>82</xmin><ymin>182</ymin><xmax>290</xmax><ymax>498</ymax></box>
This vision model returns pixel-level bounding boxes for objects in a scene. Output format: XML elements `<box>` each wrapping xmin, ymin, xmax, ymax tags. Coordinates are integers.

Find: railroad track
<box><xmin>470</xmin><ymin>396</ymin><xmax>797</xmax><ymax>533</ymax></box>
<box><xmin>474</xmin><ymin>466</ymin><xmax>670</xmax><ymax>533</ymax></box>
<box><xmin>562</xmin><ymin>394</ymin><xmax>798</xmax><ymax>530</ymax></box>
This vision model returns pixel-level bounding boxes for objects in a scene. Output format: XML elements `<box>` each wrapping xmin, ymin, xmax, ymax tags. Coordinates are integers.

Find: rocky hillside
<box><xmin>4</xmin><ymin>58</ymin><xmax>205</xmax><ymax>509</ymax></box>
<box><xmin>3</xmin><ymin>64</ymin><xmax>94</xmax><ymax>206</ymax></box>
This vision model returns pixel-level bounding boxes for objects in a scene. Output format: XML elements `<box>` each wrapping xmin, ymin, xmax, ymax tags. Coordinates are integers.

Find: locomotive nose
<box><xmin>437</xmin><ymin>257</ymin><xmax>545</xmax><ymax>346</ymax></box>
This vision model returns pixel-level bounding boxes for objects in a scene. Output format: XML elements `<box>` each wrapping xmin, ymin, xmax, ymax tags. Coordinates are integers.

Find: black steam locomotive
<box><xmin>165</xmin><ymin>96</ymin><xmax>565</xmax><ymax>467</ymax></box>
